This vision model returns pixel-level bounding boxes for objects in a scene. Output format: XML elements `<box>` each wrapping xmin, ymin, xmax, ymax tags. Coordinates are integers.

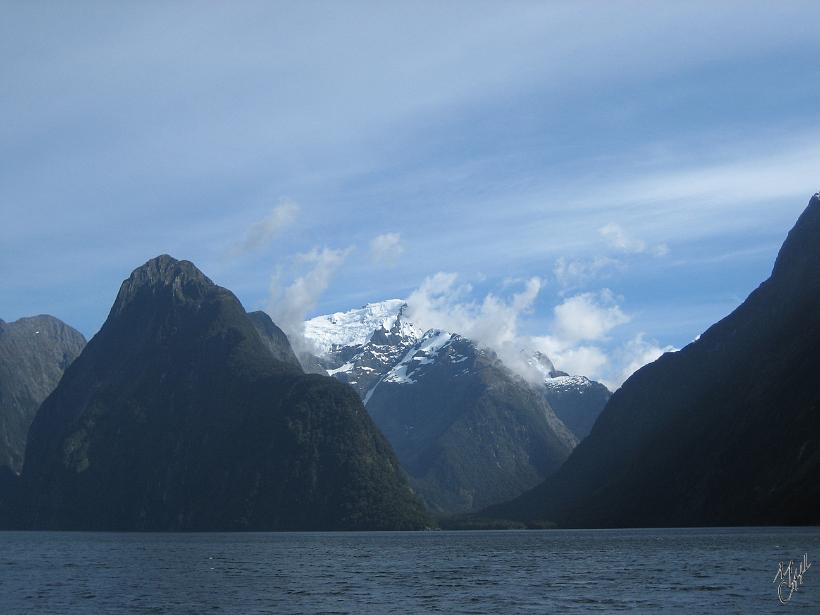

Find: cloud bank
<box><xmin>406</xmin><ymin>276</ymin><xmax>673</xmax><ymax>390</ymax></box>
<box><xmin>405</xmin><ymin>273</ymin><xmax>545</xmax><ymax>379</ymax></box>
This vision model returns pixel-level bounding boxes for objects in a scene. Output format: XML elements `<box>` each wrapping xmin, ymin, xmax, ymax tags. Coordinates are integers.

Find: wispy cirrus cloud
<box><xmin>553</xmin><ymin>256</ymin><xmax>623</xmax><ymax>290</ymax></box>
<box><xmin>233</xmin><ymin>200</ymin><xmax>299</xmax><ymax>256</ymax></box>
<box><xmin>599</xmin><ymin>223</ymin><xmax>668</xmax><ymax>257</ymax></box>
<box><xmin>2</xmin><ymin>1</ymin><xmax>819</xmax><ymax>355</ymax></box>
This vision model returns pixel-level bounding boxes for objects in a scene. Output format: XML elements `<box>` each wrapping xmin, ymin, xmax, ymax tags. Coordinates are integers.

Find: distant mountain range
<box><xmin>304</xmin><ymin>301</ymin><xmax>609</xmax><ymax>514</ymax></box>
<box><xmin>0</xmin><ymin>315</ymin><xmax>85</xmax><ymax>473</ymax></box>
<box><xmin>489</xmin><ymin>193</ymin><xmax>820</xmax><ymax>527</ymax></box>
<box><xmin>14</xmin><ymin>256</ymin><xmax>428</xmax><ymax>531</ymax></box>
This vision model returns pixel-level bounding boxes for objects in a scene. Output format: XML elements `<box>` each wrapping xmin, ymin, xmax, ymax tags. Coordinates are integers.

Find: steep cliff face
<box><xmin>0</xmin><ymin>315</ymin><xmax>85</xmax><ymax>472</ymax></box>
<box><xmin>21</xmin><ymin>255</ymin><xmax>428</xmax><ymax>531</ymax></box>
<box><xmin>491</xmin><ymin>194</ymin><xmax>820</xmax><ymax>527</ymax></box>
<box><xmin>246</xmin><ymin>310</ymin><xmax>302</xmax><ymax>369</ymax></box>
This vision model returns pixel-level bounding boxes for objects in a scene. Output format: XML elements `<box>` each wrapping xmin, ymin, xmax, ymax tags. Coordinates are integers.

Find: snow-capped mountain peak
<box><xmin>304</xmin><ymin>299</ymin><xmax>407</xmax><ymax>355</ymax></box>
<box><xmin>304</xmin><ymin>302</ymin><xmax>425</xmax><ymax>400</ymax></box>
<box><xmin>304</xmin><ymin>299</ymin><xmax>611</xmax><ymax>442</ymax></box>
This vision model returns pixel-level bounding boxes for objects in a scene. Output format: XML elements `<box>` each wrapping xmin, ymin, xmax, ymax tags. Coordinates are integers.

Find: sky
<box><xmin>2</xmin><ymin>2</ymin><xmax>819</xmax><ymax>388</ymax></box>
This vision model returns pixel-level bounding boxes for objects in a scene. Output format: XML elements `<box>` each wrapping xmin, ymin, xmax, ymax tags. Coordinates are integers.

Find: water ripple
<box><xmin>0</xmin><ymin>528</ymin><xmax>818</xmax><ymax>613</ymax></box>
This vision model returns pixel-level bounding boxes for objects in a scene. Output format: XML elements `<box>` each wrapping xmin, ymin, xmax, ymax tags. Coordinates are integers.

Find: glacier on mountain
<box><xmin>304</xmin><ymin>299</ymin><xmax>407</xmax><ymax>355</ymax></box>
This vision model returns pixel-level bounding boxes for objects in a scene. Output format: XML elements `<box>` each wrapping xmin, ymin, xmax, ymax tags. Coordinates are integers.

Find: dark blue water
<box><xmin>0</xmin><ymin>528</ymin><xmax>817</xmax><ymax>613</ymax></box>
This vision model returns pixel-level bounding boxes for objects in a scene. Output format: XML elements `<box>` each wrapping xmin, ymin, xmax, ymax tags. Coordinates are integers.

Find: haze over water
<box><xmin>1</xmin><ymin>527</ymin><xmax>817</xmax><ymax>613</ymax></box>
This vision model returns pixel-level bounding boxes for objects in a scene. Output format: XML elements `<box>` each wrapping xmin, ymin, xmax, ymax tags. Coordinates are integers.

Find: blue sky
<box><xmin>2</xmin><ymin>2</ymin><xmax>819</xmax><ymax>386</ymax></box>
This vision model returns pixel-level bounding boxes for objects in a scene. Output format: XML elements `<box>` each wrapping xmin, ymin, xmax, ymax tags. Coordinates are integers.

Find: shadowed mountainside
<box><xmin>366</xmin><ymin>333</ymin><xmax>576</xmax><ymax>515</ymax></box>
<box><xmin>19</xmin><ymin>255</ymin><xmax>428</xmax><ymax>531</ymax></box>
<box><xmin>489</xmin><ymin>194</ymin><xmax>820</xmax><ymax>527</ymax></box>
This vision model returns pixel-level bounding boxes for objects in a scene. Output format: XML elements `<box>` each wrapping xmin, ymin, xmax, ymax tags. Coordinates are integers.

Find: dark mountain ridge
<box><xmin>247</xmin><ymin>310</ymin><xmax>303</xmax><ymax>368</ymax></box>
<box><xmin>18</xmin><ymin>255</ymin><xmax>427</xmax><ymax>531</ymax></box>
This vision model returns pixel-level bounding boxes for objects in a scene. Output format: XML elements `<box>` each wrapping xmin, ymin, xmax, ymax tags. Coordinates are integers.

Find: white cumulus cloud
<box><xmin>267</xmin><ymin>245</ymin><xmax>352</xmax><ymax>354</ymax></box>
<box><xmin>399</xmin><ymin>274</ymin><xmax>672</xmax><ymax>391</ymax></box>
<box><xmin>543</xmin><ymin>344</ymin><xmax>609</xmax><ymax>381</ymax></box>
<box><xmin>529</xmin><ymin>289</ymin><xmax>631</xmax><ymax>386</ymax></box>
<box><xmin>551</xmin><ymin>290</ymin><xmax>630</xmax><ymax>345</ymax></box>
<box><xmin>405</xmin><ymin>273</ymin><xmax>545</xmax><ymax>380</ymax></box>
<box><xmin>406</xmin><ymin>273</ymin><xmax>541</xmax><ymax>347</ymax></box>
<box><xmin>369</xmin><ymin>232</ymin><xmax>404</xmax><ymax>265</ymax></box>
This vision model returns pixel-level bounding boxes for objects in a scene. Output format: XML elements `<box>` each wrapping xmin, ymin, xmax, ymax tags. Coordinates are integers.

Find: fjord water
<box><xmin>1</xmin><ymin>528</ymin><xmax>817</xmax><ymax>613</ymax></box>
